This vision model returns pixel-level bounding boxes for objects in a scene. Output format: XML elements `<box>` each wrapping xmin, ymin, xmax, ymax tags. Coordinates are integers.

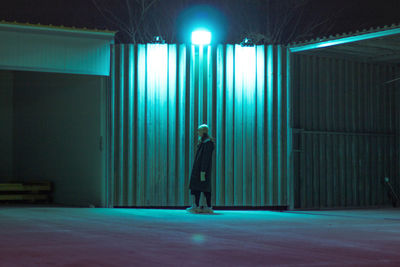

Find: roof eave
<box><xmin>0</xmin><ymin>21</ymin><xmax>116</xmax><ymax>40</ymax></box>
<box><xmin>289</xmin><ymin>27</ymin><xmax>400</xmax><ymax>53</ymax></box>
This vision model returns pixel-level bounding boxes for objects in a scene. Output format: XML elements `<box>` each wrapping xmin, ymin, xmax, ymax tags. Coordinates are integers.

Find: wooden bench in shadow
<box><xmin>0</xmin><ymin>182</ymin><xmax>52</xmax><ymax>203</ymax></box>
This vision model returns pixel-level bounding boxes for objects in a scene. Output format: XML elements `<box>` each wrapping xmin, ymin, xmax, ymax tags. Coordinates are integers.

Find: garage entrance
<box><xmin>0</xmin><ymin>22</ymin><xmax>115</xmax><ymax>206</ymax></box>
<box><xmin>290</xmin><ymin>26</ymin><xmax>400</xmax><ymax>209</ymax></box>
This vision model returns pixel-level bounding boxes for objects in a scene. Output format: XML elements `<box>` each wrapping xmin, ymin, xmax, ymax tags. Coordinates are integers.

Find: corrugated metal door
<box><xmin>292</xmin><ymin>54</ymin><xmax>400</xmax><ymax>209</ymax></box>
<box><xmin>108</xmin><ymin>44</ymin><xmax>291</xmax><ymax>207</ymax></box>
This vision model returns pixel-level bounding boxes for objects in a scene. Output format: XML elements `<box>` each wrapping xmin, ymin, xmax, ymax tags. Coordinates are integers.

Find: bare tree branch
<box><xmin>91</xmin><ymin>0</ymin><xmax>343</xmax><ymax>44</ymax></box>
<box><xmin>92</xmin><ymin>0</ymin><xmax>135</xmax><ymax>41</ymax></box>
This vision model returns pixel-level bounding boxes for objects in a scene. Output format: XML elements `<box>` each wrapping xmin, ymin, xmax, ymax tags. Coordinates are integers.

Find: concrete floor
<box><xmin>0</xmin><ymin>207</ymin><xmax>399</xmax><ymax>266</ymax></box>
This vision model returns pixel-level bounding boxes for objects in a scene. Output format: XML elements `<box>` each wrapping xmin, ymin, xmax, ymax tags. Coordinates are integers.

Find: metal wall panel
<box><xmin>108</xmin><ymin>44</ymin><xmax>291</xmax><ymax>207</ymax></box>
<box><xmin>292</xmin><ymin>54</ymin><xmax>399</xmax><ymax>209</ymax></box>
<box><xmin>397</xmin><ymin>80</ymin><xmax>400</xmax><ymax>200</ymax></box>
<box><xmin>0</xmin><ymin>23</ymin><xmax>114</xmax><ymax>76</ymax></box>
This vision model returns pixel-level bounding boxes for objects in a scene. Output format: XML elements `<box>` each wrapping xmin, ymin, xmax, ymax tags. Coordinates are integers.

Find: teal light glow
<box><xmin>234</xmin><ymin>44</ymin><xmax>257</xmax><ymax>205</ymax></box>
<box><xmin>191</xmin><ymin>29</ymin><xmax>211</xmax><ymax>45</ymax></box>
<box><xmin>191</xmin><ymin>234</ymin><xmax>206</xmax><ymax>244</ymax></box>
<box><xmin>235</xmin><ymin>45</ymin><xmax>256</xmax><ymax>96</ymax></box>
<box><xmin>149</xmin><ymin>45</ymin><xmax>169</xmax><ymax>78</ymax></box>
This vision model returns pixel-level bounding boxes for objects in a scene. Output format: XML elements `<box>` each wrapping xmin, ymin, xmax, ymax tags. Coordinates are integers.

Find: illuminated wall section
<box><xmin>111</xmin><ymin>44</ymin><xmax>189</xmax><ymax>206</ymax></box>
<box><xmin>215</xmin><ymin>45</ymin><xmax>291</xmax><ymax>206</ymax></box>
<box><xmin>110</xmin><ymin>44</ymin><xmax>291</xmax><ymax>207</ymax></box>
<box><xmin>233</xmin><ymin>45</ymin><xmax>257</xmax><ymax>205</ymax></box>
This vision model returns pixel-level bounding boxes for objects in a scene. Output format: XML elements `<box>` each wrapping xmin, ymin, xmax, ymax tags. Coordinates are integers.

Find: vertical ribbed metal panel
<box><xmin>109</xmin><ymin>44</ymin><xmax>291</xmax><ymax>207</ymax></box>
<box><xmin>292</xmin><ymin>54</ymin><xmax>399</xmax><ymax>209</ymax></box>
<box><xmin>392</xmin><ymin>72</ymin><xmax>400</xmax><ymax>202</ymax></box>
<box><xmin>396</xmin><ymin>74</ymin><xmax>400</xmax><ymax>202</ymax></box>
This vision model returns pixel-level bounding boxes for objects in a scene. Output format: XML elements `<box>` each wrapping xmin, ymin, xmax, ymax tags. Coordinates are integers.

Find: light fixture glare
<box><xmin>240</xmin><ymin>37</ymin><xmax>255</xmax><ymax>47</ymax></box>
<box><xmin>191</xmin><ymin>29</ymin><xmax>211</xmax><ymax>45</ymax></box>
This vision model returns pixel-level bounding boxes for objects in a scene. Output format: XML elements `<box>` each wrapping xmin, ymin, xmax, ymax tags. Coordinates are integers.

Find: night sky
<box><xmin>1</xmin><ymin>0</ymin><xmax>400</xmax><ymax>44</ymax></box>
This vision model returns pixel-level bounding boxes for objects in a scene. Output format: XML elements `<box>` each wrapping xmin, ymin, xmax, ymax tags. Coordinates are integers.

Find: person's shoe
<box><xmin>186</xmin><ymin>205</ymin><xmax>201</xmax><ymax>214</ymax></box>
<box><xmin>202</xmin><ymin>206</ymin><xmax>214</xmax><ymax>214</ymax></box>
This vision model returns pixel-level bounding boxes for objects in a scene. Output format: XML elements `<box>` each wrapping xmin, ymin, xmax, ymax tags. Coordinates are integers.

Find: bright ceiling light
<box><xmin>191</xmin><ymin>29</ymin><xmax>211</xmax><ymax>45</ymax></box>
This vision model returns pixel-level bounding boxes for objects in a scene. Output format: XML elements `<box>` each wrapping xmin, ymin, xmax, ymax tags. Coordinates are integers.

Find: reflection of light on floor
<box><xmin>191</xmin><ymin>234</ymin><xmax>206</xmax><ymax>244</ymax></box>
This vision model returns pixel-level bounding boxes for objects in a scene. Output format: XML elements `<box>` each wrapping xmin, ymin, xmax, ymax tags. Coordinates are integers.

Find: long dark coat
<box><xmin>189</xmin><ymin>138</ymin><xmax>215</xmax><ymax>193</ymax></box>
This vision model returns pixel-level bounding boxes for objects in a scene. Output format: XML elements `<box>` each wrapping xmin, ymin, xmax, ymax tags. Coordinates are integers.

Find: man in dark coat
<box><xmin>187</xmin><ymin>124</ymin><xmax>215</xmax><ymax>214</ymax></box>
